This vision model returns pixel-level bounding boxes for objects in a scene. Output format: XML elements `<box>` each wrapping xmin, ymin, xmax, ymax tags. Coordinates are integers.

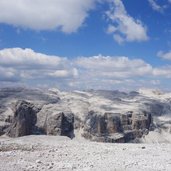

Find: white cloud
<box><xmin>150</xmin><ymin>80</ymin><xmax>160</xmax><ymax>85</ymax></box>
<box><xmin>75</xmin><ymin>55</ymin><xmax>152</xmax><ymax>76</ymax></box>
<box><xmin>0</xmin><ymin>67</ymin><xmax>18</xmax><ymax>81</ymax></box>
<box><xmin>113</xmin><ymin>34</ymin><xmax>124</xmax><ymax>44</ymax></box>
<box><xmin>1</xmin><ymin>48</ymin><xmax>171</xmax><ymax>90</ymax></box>
<box><xmin>148</xmin><ymin>0</ymin><xmax>163</xmax><ymax>13</ymax></box>
<box><xmin>157</xmin><ymin>50</ymin><xmax>171</xmax><ymax>60</ymax></box>
<box><xmin>106</xmin><ymin>0</ymin><xmax>148</xmax><ymax>43</ymax></box>
<box><xmin>106</xmin><ymin>24</ymin><xmax>117</xmax><ymax>33</ymax></box>
<box><xmin>48</xmin><ymin>70</ymin><xmax>71</xmax><ymax>78</ymax></box>
<box><xmin>153</xmin><ymin>66</ymin><xmax>171</xmax><ymax>78</ymax></box>
<box><xmin>0</xmin><ymin>48</ymin><xmax>77</xmax><ymax>84</ymax></box>
<box><xmin>73</xmin><ymin>55</ymin><xmax>155</xmax><ymax>89</ymax></box>
<box><xmin>0</xmin><ymin>0</ymin><xmax>150</xmax><ymax>41</ymax></box>
<box><xmin>48</xmin><ymin>68</ymin><xmax>78</xmax><ymax>78</ymax></box>
<box><xmin>0</xmin><ymin>48</ymin><xmax>65</xmax><ymax>67</ymax></box>
<box><xmin>0</xmin><ymin>0</ymin><xmax>96</xmax><ymax>33</ymax></box>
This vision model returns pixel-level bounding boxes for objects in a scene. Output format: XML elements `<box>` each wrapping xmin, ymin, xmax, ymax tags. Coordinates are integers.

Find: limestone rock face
<box><xmin>83</xmin><ymin>111</ymin><xmax>152</xmax><ymax>143</ymax></box>
<box><xmin>122</xmin><ymin>112</ymin><xmax>152</xmax><ymax>141</ymax></box>
<box><xmin>0</xmin><ymin>87</ymin><xmax>168</xmax><ymax>143</ymax></box>
<box><xmin>132</xmin><ymin>113</ymin><xmax>152</xmax><ymax>130</ymax></box>
<box><xmin>105</xmin><ymin>113</ymin><xmax>123</xmax><ymax>134</ymax></box>
<box><xmin>7</xmin><ymin>101</ymin><xmax>40</xmax><ymax>137</ymax></box>
<box><xmin>4</xmin><ymin>99</ymin><xmax>152</xmax><ymax>142</ymax></box>
<box><xmin>46</xmin><ymin>112</ymin><xmax>74</xmax><ymax>138</ymax></box>
<box><xmin>83</xmin><ymin>111</ymin><xmax>103</xmax><ymax>138</ymax></box>
<box><xmin>0</xmin><ymin>121</ymin><xmax>10</xmax><ymax>136</ymax></box>
<box><xmin>83</xmin><ymin>111</ymin><xmax>124</xmax><ymax>142</ymax></box>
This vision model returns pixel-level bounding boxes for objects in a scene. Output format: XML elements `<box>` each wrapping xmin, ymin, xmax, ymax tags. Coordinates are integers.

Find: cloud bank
<box><xmin>0</xmin><ymin>48</ymin><xmax>77</xmax><ymax>88</ymax></box>
<box><xmin>0</xmin><ymin>48</ymin><xmax>171</xmax><ymax>90</ymax></box>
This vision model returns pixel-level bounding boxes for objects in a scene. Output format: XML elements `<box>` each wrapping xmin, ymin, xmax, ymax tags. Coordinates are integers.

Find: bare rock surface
<box><xmin>46</xmin><ymin>112</ymin><xmax>74</xmax><ymax>137</ymax></box>
<box><xmin>0</xmin><ymin>135</ymin><xmax>171</xmax><ymax>171</ymax></box>
<box><xmin>7</xmin><ymin>101</ymin><xmax>40</xmax><ymax>137</ymax></box>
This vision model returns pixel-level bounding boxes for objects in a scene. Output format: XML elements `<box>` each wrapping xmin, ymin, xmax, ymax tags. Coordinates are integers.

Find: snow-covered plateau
<box><xmin>0</xmin><ymin>87</ymin><xmax>171</xmax><ymax>170</ymax></box>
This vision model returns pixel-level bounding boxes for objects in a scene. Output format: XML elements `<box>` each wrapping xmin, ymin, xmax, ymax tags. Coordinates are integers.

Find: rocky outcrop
<box><xmin>83</xmin><ymin>111</ymin><xmax>152</xmax><ymax>143</ymax></box>
<box><xmin>3</xmin><ymin>100</ymin><xmax>152</xmax><ymax>142</ymax></box>
<box><xmin>0</xmin><ymin>88</ymin><xmax>163</xmax><ymax>143</ymax></box>
<box><xmin>132</xmin><ymin>113</ymin><xmax>151</xmax><ymax>130</ymax></box>
<box><xmin>46</xmin><ymin>112</ymin><xmax>74</xmax><ymax>138</ymax></box>
<box><xmin>5</xmin><ymin>101</ymin><xmax>74</xmax><ymax>138</ymax></box>
<box><xmin>83</xmin><ymin>111</ymin><xmax>123</xmax><ymax>142</ymax></box>
<box><xmin>0</xmin><ymin>121</ymin><xmax>10</xmax><ymax>136</ymax></box>
<box><xmin>7</xmin><ymin>101</ymin><xmax>40</xmax><ymax>137</ymax></box>
<box><xmin>105</xmin><ymin>113</ymin><xmax>123</xmax><ymax>134</ymax></box>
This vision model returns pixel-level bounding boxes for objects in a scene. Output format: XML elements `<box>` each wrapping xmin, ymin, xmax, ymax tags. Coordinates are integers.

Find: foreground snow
<box><xmin>0</xmin><ymin>135</ymin><xmax>171</xmax><ymax>171</ymax></box>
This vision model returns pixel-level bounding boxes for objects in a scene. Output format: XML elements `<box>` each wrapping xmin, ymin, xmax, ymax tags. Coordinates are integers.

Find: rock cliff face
<box><xmin>46</xmin><ymin>112</ymin><xmax>74</xmax><ymax>138</ymax></box>
<box><xmin>83</xmin><ymin>111</ymin><xmax>152</xmax><ymax>142</ymax></box>
<box><xmin>0</xmin><ymin>87</ymin><xmax>171</xmax><ymax>143</ymax></box>
<box><xmin>0</xmin><ymin>122</ymin><xmax>10</xmax><ymax>136</ymax></box>
<box><xmin>7</xmin><ymin>101</ymin><xmax>40</xmax><ymax>137</ymax></box>
<box><xmin>6</xmin><ymin>101</ymin><xmax>74</xmax><ymax>138</ymax></box>
<box><xmin>4</xmin><ymin>100</ymin><xmax>152</xmax><ymax>142</ymax></box>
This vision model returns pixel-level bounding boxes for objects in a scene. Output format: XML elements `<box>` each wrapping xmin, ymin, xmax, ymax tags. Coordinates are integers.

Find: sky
<box><xmin>0</xmin><ymin>0</ymin><xmax>171</xmax><ymax>91</ymax></box>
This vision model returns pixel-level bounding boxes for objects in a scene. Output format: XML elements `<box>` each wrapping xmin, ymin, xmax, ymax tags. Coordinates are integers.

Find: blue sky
<box><xmin>0</xmin><ymin>0</ymin><xmax>171</xmax><ymax>91</ymax></box>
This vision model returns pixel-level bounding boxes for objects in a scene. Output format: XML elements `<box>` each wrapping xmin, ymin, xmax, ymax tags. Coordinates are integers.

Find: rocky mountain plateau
<box><xmin>0</xmin><ymin>87</ymin><xmax>171</xmax><ymax>143</ymax></box>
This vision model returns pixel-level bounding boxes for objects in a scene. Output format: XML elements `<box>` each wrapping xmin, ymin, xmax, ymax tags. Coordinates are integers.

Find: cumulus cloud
<box><xmin>73</xmin><ymin>55</ymin><xmax>155</xmax><ymax>89</ymax></box>
<box><xmin>0</xmin><ymin>0</ymin><xmax>150</xmax><ymax>43</ymax></box>
<box><xmin>157</xmin><ymin>50</ymin><xmax>171</xmax><ymax>60</ymax></box>
<box><xmin>106</xmin><ymin>0</ymin><xmax>148</xmax><ymax>44</ymax></box>
<box><xmin>0</xmin><ymin>0</ymin><xmax>96</xmax><ymax>33</ymax></box>
<box><xmin>0</xmin><ymin>48</ymin><xmax>66</xmax><ymax>67</ymax></box>
<box><xmin>0</xmin><ymin>67</ymin><xmax>18</xmax><ymax>82</ymax></box>
<box><xmin>0</xmin><ymin>48</ymin><xmax>77</xmax><ymax>86</ymax></box>
<box><xmin>48</xmin><ymin>69</ymin><xmax>78</xmax><ymax>78</ymax></box>
<box><xmin>1</xmin><ymin>48</ymin><xmax>171</xmax><ymax>90</ymax></box>
<box><xmin>148</xmin><ymin>0</ymin><xmax>164</xmax><ymax>13</ymax></box>
<box><xmin>75</xmin><ymin>55</ymin><xmax>152</xmax><ymax>78</ymax></box>
<box><xmin>153</xmin><ymin>65</ymin><xmax>171</xmax><ymax>78</ymax></box>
